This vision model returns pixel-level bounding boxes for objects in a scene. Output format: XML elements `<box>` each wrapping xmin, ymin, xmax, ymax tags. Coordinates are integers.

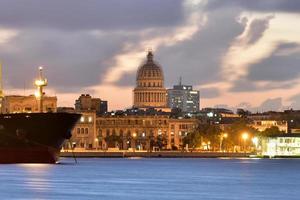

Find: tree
<box><xmin>182</xmin><ymin>123</ymin><xmax>222</xmax><ymax>151</ymax></box>
<box><xmin>259</xmin><ymin>126</ymin><xmax>285</xmax><ymax>137</ymax></box>
<box><xmin>156</xmin><ymin>134</ymin><xmax>168</xmax><ymax>150</ymax></box>
<box><xmin>183</xmin><ymin>131</ymin><xmax>202</xmax><ymax>150</ymax></box>
<box><xmin>105</xmin><ymin>135</ymin><xmax>122</xmax><ymax>148</ymax></box>
<box><xmin>237</xmin><ymin>109</ymin><xmax>251</xmax><ymax>118</ymax></box>
<box><xmin>224</xmin><ymin>119</ymin><xmax>259</xmax><ymax>151</ymax></box>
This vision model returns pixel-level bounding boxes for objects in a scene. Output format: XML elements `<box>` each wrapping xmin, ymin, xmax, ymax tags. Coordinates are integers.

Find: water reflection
<box><xmin>0</xmin><ymin>158</ymin><xmax>300</xmax><ymax>200</ymax></box>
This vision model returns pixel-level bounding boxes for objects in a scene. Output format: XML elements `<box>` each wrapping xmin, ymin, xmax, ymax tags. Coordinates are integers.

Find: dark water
<box><xmin>0</xmin><ymin>158</ymin><xmax>299</xmax><ymax>200</ymax></box>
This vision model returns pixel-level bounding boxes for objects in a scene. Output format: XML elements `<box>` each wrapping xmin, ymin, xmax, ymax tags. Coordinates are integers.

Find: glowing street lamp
<box><xmin>132</xmin><ymin>133</ymin><xmax>137</xmax><ymax>152</ymax></box>
<box><xmin>95</xmin><ymin>138</ymin><xmax>99</xmax><ymax>150</ymax></box>
<box><xmin>242</xmin><ymin>132</ymin><xmax>249</xmax><ymax>152</ymax></box>
<box><xmin>242</xmin><ymin>132</ymin><xmax>249</xmax><ymax>141</ymax></box>
<box><xmin>219</xmin><ymin>133</ymin><xmax>228</xmax><ymax>152</ymax></box>
<box><xmin>252</xmin><ymin>137</ymin><xmax>258</xmax><ymax>147</ymax></box>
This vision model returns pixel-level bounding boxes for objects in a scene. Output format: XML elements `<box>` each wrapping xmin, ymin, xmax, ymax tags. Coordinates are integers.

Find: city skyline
<box><xmin>0</xmin><ymin>0</ymin><xmax>300</xmax><ymax>111</ymax></box>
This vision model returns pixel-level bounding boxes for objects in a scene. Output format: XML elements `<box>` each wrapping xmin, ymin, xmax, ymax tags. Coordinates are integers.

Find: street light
<box><xmin>219</xmin><ymin>133</ymin><xmax>228</xmax><ymax>152</ymax></box>
<box><xmin>132</xmin><ymin>133</ymin><xmax>137</xmax><ymax>152</ymax></box>
<box><xmin>252</xmin><ymin>137</ymin><xmax>258</xmax><ymax>147</ymax></box>
<box><xmin>242</xmin><ymin>132</ymin><xmax>249</xmax><ymax>152</ymax></box>
<box><xmin>95</xmin><ymin>138</ymin><xmax>99</xmax><ymax>150</ymax></box>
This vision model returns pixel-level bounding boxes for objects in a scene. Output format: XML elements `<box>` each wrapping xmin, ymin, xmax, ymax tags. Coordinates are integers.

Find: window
<box><xmin>98</xmin><ymin>129</ymin><xmax>102</xmax><ymax>137</ymax></box>
<box><xmin>77</xmin><ymin>128</ymin><xmax>80</xmax><ymax>134</ymax></box>
<box><xmin>81</xmin><ymin>128</ymin><xmax>84</xmax><ymax>134</ymax></box>
<box><xmin>80</xmin><ymin>117</ymin><xmax>84</xmax><ymax>122</ymax></box>
<box><xmin>85</xmin><ymin>128</ymin><xmax>89</xmax><ymax>134</ymax></box>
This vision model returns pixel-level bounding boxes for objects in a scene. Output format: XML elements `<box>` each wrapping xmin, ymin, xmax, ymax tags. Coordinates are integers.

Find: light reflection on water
<box><xmin>0</xmin><ymin>158</ymin><xmax>300</xmax><ymax>200</ymax></box>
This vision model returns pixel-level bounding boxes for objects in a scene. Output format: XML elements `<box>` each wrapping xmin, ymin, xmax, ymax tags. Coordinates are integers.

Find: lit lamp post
<box><xmin>252</xmin><ymin>137</ymin><xmax>259</xmax><ymax>152</ymax></box>
<box><xmin>132</xmin><ymin>133</ymin><xmax>137</xmax><ymax>152</ymax></box>
<box><xmin>95</xmin><ymin>138</ymin><xmax>99</xmax><ymax>150</ymax></box>
<box><xmin>219</xmin><ymin>133</ymin><xmax>228</xmax><ymax>152</ymax></box>
<box><xmin>242</xmin><ymin>132</ymin><xmax>249</xmax><ymax>152</ymax></box>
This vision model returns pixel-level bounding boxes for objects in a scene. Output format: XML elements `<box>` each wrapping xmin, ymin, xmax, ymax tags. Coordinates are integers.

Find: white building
<box><xmin>261</xmin><ymin>134</ymin><xmax>300</xmax><ymax>157</ymax></box>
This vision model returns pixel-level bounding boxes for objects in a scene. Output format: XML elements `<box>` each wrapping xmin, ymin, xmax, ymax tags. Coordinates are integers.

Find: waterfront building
<box><xmin>167</xmin><ymin>79</ymin><xmax>200</xmax><ymax>113</ymax></box>
<box><xmin>251</xmin><ymin>120</ymin><xmax>288</xmax><ymax>133</ymax></box>
<box><xmin>260</xmin><ymin>134</ymin><xmax>300</xmax><ymax>157</ymax></box>
<box><xmin>70</xmin><ymin>111</ymin><xmax>97</xmax><ymax>149</ymax></box>
<box><xmin>133</xmin><ymin>51</ymin><xmax>169</xmax><ymax>111</ymax></box>
<box><xmin>1</xmin><ymin>95</ymin><xmax>57</xmax><ymax>113</ymax></box>
<box><xmin>75</xmin><ymin>94</ymin><xmax>107</xmax><ymax>114</ymax></box>
<box><xmin>95</xmin><ymin>111</ymin><xmax>197</xmax><ymax>150</ymax></box>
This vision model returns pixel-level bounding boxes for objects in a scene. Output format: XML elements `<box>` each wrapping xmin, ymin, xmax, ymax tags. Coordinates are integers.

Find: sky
<box><xmin>0</xmin><ymin>0</ymin><xmax>299</xmax><ymax>112</ymax></box>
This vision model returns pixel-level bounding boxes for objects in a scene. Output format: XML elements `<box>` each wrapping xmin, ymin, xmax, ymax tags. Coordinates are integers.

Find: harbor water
<box><xmin>0</xmin><ymin>158</ymin><xmax>299</xmax><ymax>200</ymax></box>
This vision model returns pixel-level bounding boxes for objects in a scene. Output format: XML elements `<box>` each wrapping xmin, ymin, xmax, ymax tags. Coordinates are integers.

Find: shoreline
<box><xmin>60</xmin><ymin>151</ymin><xmax>252</xmax><ymax>158</ymax></box>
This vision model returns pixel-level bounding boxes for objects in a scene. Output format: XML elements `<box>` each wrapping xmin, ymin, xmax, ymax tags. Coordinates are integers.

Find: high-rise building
<box><xmin>75</xmin><ymin>94</ymin><xmax>108</xmax><ymax>114</ymax></box>
<box><xmin>167</xmin><ymin>79</ymin><xmax>200</xmax><ymax>113</ymax></box>
<box><xmin>133</xmin><ymin>51</ymin><xmax>168</xmax><ymax>109</ymax></box>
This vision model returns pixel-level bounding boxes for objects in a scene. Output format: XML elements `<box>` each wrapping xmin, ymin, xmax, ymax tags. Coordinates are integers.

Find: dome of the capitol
<box><xmin>133</xmin><ymin>51</ymin><xmax>167</xmax><ymax>109</ymax></box>
<box><xmin>136</xmin><ymin>51</ymin><xmax>164</xmax><ymax>81</ymax></box>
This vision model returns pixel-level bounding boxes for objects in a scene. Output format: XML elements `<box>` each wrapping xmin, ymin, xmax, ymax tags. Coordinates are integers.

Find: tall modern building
<box><xmin>133</xmin><ymin>51</ymin><xmax>168</xmax><ymax>109</ymax></box>
<box><xmin>167</xmin><ymin>80</ymin><xmax>200</xmax><ymax>113</ymax></box>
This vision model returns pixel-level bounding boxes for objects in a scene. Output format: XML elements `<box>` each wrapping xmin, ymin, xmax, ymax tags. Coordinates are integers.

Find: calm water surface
<box><xmin>0</xmin><ymin>158</ymin><xmax>299</xmax><ymax>200</ymax></box>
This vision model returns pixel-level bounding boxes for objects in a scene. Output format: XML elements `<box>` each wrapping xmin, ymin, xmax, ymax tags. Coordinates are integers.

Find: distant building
<box><xmin>133</xmin><ymin>51</ymin><xmax>169</xmax><ymax>111</ymax></box>
<box><xmin>260</xmin><ymin>134</ymin><xmax>300</xmax><ymax>157</ymax></box>
<box><xmin>95</xmin><ymin>111</ymin><xmax>197</xmax><ymax>150</ymax></box>
<box><xmin>67</xmin><ymin>108</ymin><xmax>197</xmax><ymax>151</ymax></box>
<box><xmin>1</xmin><ymin>95</ymin><xmax>57</xmax><ymax>113</ymax></box>
<box><xmin>167</xmin><ymin>79</ymin><xmax>200</xmax><ymax>113</ymax></box>
<box><xmin>251</xmin><ymin>120</ymin><xmax>288</xmax><ymax>133</ymax></box>
<box><xmin>57</xmin><ymin>107</ymin><xmax>75</xmax><ymax>113</ymax></box>
<box><xmin>75</xmin><ymin>94</ymin><xmax>107</xmax><ymax>114</ymax></box>
<box><xmin>68</xmin><ymin>111</ymin><xmax>97</xmax><ymax>149</ymax></box>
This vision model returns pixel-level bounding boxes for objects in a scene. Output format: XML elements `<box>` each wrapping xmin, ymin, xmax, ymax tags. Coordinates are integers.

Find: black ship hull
<box><xmin>0</xmin><ymin>113</ymin><xmax>80</xmax><ymax>164</ymax></box>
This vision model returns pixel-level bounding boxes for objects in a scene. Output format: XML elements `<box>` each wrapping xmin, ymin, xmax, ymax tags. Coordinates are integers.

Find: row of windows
<box><xmin>98</xmin><ymin>119</ymin><xmax>168</xmax><ymax>126</ymax></box>
<box><xmin>80</xmin><ymin>116</ymin><xmax>93</xmax><ymax>123</ymax></box>
<box><xmin>138</xmin><ymin>81</ymin><xmax>162</xmax><ymax>87</ymax></box>
<box><xmin>139</xmin><ymin>69</ymin><xmax>161</xmax><ymax>78</ymax></box>
<box><xmin>98</xmin><ymin>129</ymin><xmax>168</xmax><ymax>137</ymax></box>
<box><xmin>77</xmin><ymin>128</ymin><xmax>89</xmax><ymax>134</ymax></box>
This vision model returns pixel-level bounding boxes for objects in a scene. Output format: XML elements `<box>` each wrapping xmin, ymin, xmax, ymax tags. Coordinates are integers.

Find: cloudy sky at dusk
<box><xmin>0</xmin><ymin>0</ymin><xmax>300</xmax><ymax>112</ymax></box>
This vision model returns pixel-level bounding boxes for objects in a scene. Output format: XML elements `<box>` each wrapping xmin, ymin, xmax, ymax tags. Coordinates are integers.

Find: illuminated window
<box><xmin>80</xmin><ymin>117</ymin><xmax>84</xmax><ymax>122</ymax></box>
<box><xmin>88</xmin><ymin>116</ymin><xmax>92</xmax><ymax>122</ymax></box>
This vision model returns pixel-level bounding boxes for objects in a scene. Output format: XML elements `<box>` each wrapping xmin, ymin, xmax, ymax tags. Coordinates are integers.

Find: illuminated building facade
<box><xmin>1</xmin><ymin>95</ymin><xmax>57</xmax><ymax>113</ymax></box>
<box><xmin>251</xmin><ymin>120</ymin><xmax>288</xmax><ymax>133</ymax></box>
<box><xmin>95</xmin><ymin>114</ymin><xmax>197</xmax><ymax>150</ymax></box>
<box><xmin>261</xmin><ymin>134</ymin><xmax>300</xmax><ymax>157</ymax></box>
<box><xmin>69</xmin><ymin>111</ymin><xmax>97</xmax><ymax>149</ymax></box>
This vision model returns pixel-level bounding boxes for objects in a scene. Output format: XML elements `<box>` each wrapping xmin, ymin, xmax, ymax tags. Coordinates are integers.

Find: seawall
<box><xmin>60</xmin><ymin>151</ymin><xmax>252</xmax><ymax>158</ymax></box>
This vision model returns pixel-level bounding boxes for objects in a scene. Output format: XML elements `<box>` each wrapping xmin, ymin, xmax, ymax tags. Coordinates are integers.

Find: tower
<box><xmin>34</xmin><ymin>66</ymin><xmax>48</xmax><ymax>112</ymax></box>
